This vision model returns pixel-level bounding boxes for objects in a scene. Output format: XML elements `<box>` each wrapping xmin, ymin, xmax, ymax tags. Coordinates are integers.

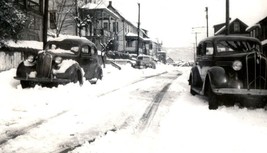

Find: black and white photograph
<box><xmin>0</xmin><ymin>0</ymin><xmax>267</xmax><ymax>152</ymax></box>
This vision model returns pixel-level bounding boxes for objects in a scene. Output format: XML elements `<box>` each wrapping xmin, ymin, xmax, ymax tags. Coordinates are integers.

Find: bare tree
<box><xmin>50</xmin><ymin>0</ymin><xmax>106</xmax><ymax>37</ymax></box>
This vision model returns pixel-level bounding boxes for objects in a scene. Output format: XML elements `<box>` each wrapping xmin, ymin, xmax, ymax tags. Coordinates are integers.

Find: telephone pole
<box><xmin>43</xmin><ymin>0</ymin><xmax>48</xmax><ymax>49</ymax></box>
<box><xmin>136</xmin><ymin>3</ymin><xmax>140</xmax><ymax>56</ymax></box>
<box><xmin>192</xmin><ymin>26</ymin><xmax>204</xmax><ymax>62</ymax></box>
<box><xmin>205</xmin><ymin>7</ymin><xmax>209</xmax><ymax>37</ymax></box>
<box><xmin>225</xmin><ymin>0</ymin><xmax>230</xmax><ymax>35</ymax></box>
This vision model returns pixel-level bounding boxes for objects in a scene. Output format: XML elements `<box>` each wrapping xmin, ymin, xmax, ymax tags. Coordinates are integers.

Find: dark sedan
<box><xmin>14</xmin><ymin>37</ymin><xmax>103</xmax><ymax>88</ymax></box>
<box><xmin>189</xmin><ymin>35</ymin><xmax>267</xmax><ymax>109</ymax></box>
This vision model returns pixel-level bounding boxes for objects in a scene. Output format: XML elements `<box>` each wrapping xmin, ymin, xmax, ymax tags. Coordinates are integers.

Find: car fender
<box><xmin>189</xmin><ymin>66</ymin><xmax>202</xmax><ymax>87</ymax></box>
<box><xmin>54</xmin><ymin>62</ymin><xmax>82</xmax><ymax>80</ymax></box>
<box><xmin>206</xmin><ymin>66</ymin><xmax>228</xmax><ymax>89</ymax></box>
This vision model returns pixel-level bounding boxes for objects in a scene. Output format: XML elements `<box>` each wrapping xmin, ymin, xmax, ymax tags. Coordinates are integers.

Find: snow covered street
<box><xmin>1</xmin><ymin>64</ymin><xmax>267</xmax><ymax>153</ymax></box>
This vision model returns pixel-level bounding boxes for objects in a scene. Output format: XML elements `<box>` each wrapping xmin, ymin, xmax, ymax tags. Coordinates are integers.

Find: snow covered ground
<box><xmin>1</xmin><ymin>63</ymin><xmax>267</xmax><ymax>153</ymax></box>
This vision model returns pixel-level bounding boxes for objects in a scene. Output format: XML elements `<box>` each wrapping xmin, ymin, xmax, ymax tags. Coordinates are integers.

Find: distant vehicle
<box><xmin>133</xmin><ymin>54</ymin><xmax>156</xmax><ymax>69</ymax></box>
<box><xmin>14</xmin><ymin>37</ymin><xmax>103</xmax><ymax>88</ymax></box>
<box><xmin>189</xmin><ymin>35</ymin><xmax>267</xmax><ymax>109</ymax></box>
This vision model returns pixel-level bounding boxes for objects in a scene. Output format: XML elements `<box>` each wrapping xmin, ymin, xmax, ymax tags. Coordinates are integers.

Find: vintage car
<box><xmin>14</xmin><ymin>37</ymin><xmax>103</xmax><ymax>88</ymax></box>
<box><xmin>133</xmin><ymin>54</ymin><xmax>156</xmax><ymax>69</ymax></box>
<box><xmin>189</xmin><ymin>35</ymin><xmax>267</xmax><ymax>109</ymax></box>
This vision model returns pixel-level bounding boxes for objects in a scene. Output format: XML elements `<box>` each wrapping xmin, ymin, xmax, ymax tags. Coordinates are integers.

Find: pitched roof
<box><xmin>246</xmin><ymin>15</ymin><xmax>267</xmax><ymax>31</ymax></box>
<box><xmin>214</xmin><ymin>18</ymin><xmax>248</xmax><ymax>35</ymax></box>
<box><xmin>81</xmin><ymin>2</ymin><xmax>119</xmax><ymax>19</ymax></box>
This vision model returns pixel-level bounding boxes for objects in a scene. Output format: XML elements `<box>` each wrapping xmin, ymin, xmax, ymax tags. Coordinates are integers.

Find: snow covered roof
<box><xmin>246</xmin><ymin>23</ymin><xmax>261</xmax><ymax>31</ymax></box>
<box><xmin>2</xmin><ymin>40</ymin><xmax>43</xmax><ymax>50</ymax></box>
<box><xmin>262</xmin><ymin>39</ymin><xmax>267</xmax><ymax>46</ymax></box>
<box><xmin>82</xmin><ymin>2</ymin><xmax>119</xmax><ymax>19</ymax></box>
<box><xmin>48</xmin><ymin>35</ymin><xmax>88</xmax><ymax>42</ymax></box>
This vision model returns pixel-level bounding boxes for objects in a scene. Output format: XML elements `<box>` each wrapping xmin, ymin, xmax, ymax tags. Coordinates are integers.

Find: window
<box><xmin>50</xmin><ymin>11</ymin><xmax>56</xmax><ymax>29</ymax></box>
<box><xmin>205</xmin><ymin>42</ymin><xmax>214</xmax><ymax>55</ymax></box>
<box><xmin>126</xmin><ymin>40</ymin><xmax>133</xmax><ymax>47</ymax></box>
<box><xmin>103</xmin><ymin>22</ymin><xmax>108</xmax><ymax>30</ymax></box>
<box><xmin>234</xmin><ymin>22</ymin><xmax>240</xmax><ymax>32</ymax></box>
<box><xmin>113</xmin><ymin>22</ymin><xmax>118</xmax><ymax>32</ymax></box>
<box><xmin>216</xmin><ymin>40</ymin><xmax>260</xmax><ymax>53</ymax></box>
<box><xmin>81</xmin><ymin>46</ymin><xmax>89</xmax><ymax>54</ymax></box>
<box><xmin>149</xmin><ymin>43</ymin><xmax>153</xmax><ymax>49</ymax></box>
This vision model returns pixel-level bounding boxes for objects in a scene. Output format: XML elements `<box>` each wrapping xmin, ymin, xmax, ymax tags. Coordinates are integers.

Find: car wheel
<box><xmin>189</xmin><ymin>74</ymin><xmax>197</xmax><ymax>96</ymax></box>
<box><xmin>72</xmin><ymin>71</ymin><xmax>83</xmax><ymax>85</ymax></box>
<box><xmin>207</xmin><ymin>83</ymin><xmax>219</xmax><ymax>110</ymax></box>
<box><xmin>98</xmin><ymin>68</ymin><xmax>103</xmax><ymax>80</ymax></box>
<box><xmin>21</xmin><ymin>81</ymin><xmax>35</xmax><ymax>89</ymax></box>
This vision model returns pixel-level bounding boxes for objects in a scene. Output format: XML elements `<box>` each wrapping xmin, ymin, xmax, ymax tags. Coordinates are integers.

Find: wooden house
<box><xmin>214</xmin><ymin>18</ymin><xmax>249</xmax><ymax>36</ymax></box>
<box><xmin>246</xmin><ymin>16</ymin><xmax>267</xmax><ymax>54</ymax></box>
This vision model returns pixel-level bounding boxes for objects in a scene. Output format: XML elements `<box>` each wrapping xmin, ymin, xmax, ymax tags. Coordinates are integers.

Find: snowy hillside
<box><xmin>164</xmin><ymin>47</ymin><xmax>194</xmax><ymax>62</ymax></box>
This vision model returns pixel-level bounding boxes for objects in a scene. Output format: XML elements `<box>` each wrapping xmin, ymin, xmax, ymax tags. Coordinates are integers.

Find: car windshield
<box><xmin>45</xmin><ymin>42</ymin><xmax>79</xmax><ymax>55</ymax></box>
<box><xmin>216</xmin><ymin>40</ymin><xmax>261</xmax><ymax>54</ymax></box>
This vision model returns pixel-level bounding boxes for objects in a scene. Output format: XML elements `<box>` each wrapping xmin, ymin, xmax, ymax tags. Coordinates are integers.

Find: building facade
<box><xmin>246</xmin><ymin>16</ymin><xmax>267</xmax><ymax>54</ymax></box>
<box><xmin>14</xmin><ymin>0</ymin><xmax>44</xmax><ymax>41</ymax></box>
<box><xmin>214</xmin><ymin>18</ymin><xmax>249</xmax><ymax>36</ymax></box>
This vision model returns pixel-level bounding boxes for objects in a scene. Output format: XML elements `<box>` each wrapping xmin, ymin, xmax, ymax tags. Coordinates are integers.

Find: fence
<box><xmin>0</xmin><ymin>47</ymin><xmax>39</xmax><ymax>72</ymax></box>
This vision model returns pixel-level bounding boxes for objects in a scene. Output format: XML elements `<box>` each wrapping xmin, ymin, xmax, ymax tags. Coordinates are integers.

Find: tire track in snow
<box><xmin>137</xmin><ymin>83</ymin><xmax>172</xmax><ymax>131</ymax></box>
<box><xmin>96</xmin><ymin>71</ymin><xmax>168</xmax><ymax>97</ymax></box>
<box><xmin>53</xmin><ymin>71</ymin><xmax>175</xmax><ymax>153</ymax></box>
<box><xmin>0</xmin><ymin>110</ymin><xmax>68</xmax><ymax>146</ymax></box>
<box><xmin>136</xmin><ymin>73</ymin><xmax>181</xmax><ymax>132</ymax></box>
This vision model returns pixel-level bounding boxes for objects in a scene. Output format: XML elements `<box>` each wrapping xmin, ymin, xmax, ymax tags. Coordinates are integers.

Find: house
<box><xmin>213</xmin><ymin>18</ymin><xmax>249</xmax><ymax>36</ymax></box>
<box><xmin>246</xmin><ymin>16</ymin><xmax>267</xmax><ymax>54</ymax></box>
<box><xmin>107</xmin><ymin>1</ymin><xmax>148</xmax><ymax>54</ymax></box>
<box><xmin>13</xmin><ymin>0</ymin><xmax>44</xmax><ymax>41</ymax></box>
<box><xmin>79</xmin><ymin>2</ymin><xmax>120</xmax><ymax>50</ymax></box>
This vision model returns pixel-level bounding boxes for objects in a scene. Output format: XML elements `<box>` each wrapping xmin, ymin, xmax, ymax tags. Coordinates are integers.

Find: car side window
<box><xmin>81</xmin><ymin>46</ymin><xmax>92</xmax><ymax>55</ymax></box>
<box><xmin>205</xmin><ymin>42</ymin><xmax>214</xmax><ymax>55</ymax></box>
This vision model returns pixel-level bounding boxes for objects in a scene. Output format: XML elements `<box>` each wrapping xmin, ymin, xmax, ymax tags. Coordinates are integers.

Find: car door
<box><xmin>197</xmin><ymin>41</ymin><xmax>214</xmax><ymax>81</ymax></box>
<box><xmin>78</xmin><ymin>45</ymin><xmax>99</xmax><ymax>80</ymax></box>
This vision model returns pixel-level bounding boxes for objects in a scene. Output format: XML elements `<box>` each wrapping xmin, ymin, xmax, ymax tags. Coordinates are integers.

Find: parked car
<box><xmin>14</xmin><ymin>37</ymin><xmax>103</xmax><ymax>88</ymax></box>
<box><xmin>189</xmin><ymin>35</ymin><xmax>267</xmax><ymax>109</ymax></box>
<box><xmin>133</xmin><ymin>54</ymin><xmax>156</xmax><ymax>69</ymax></box>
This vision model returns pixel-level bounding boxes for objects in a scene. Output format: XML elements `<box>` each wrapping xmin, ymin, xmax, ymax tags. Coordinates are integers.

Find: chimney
<box><xmin>108</xmin><ymin>1</ymin><xmax>112</xmax><ymax>7</ymax></box>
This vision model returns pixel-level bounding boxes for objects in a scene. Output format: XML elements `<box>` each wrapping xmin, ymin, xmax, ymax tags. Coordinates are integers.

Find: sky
<box><xmin>105</xmin><ymin>0</ymin><xmax>267</xmax><ymax>47</ymax></box>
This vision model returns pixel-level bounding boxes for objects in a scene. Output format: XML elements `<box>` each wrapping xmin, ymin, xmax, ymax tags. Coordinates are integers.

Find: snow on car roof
<box><xmin>48</xmin><ymin>36</ymin><xmax>95</xmax><ymax>47</ymax></box>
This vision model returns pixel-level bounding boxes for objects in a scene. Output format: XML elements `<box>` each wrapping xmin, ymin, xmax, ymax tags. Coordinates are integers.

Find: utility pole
<box><xmin>205</xmin><ymin>7</ymin><xmax>209</xmax><ymax>37</ymax></box>
<box><xmin>43</xmin><ymin>0</ymin><xmax>49</xmax><ymax>49</ymax></box>
<box><xmin>192</xmin><ymin>27</ymin><xmax>204</xmax><ymax>62</ymax></box>
<box><xmin>193</xmin><ymin>32</ymin><xmax>200</xmax><ymax>61</ymax></box>
<box><xmin>75</xmin><ymin>0</ymin><xmax>78</xmax><ymax>36</ymax></box>
<box><xmin>225</xmin><ymin>0</ymin><xmax>230</xmax><ymax>35</ymax></box>
<box><xmin>136</xmin><ymin>3</ymin><xmax>140</xmax><ymax>56</ymax></box>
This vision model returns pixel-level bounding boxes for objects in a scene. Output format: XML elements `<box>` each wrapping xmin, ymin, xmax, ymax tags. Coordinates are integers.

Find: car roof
<box><xmin>199</xmin><ymin>35</ymin><xmax>261</xmax><ymax>44</ymax></box>
<box><xmin>48</xmin><ymin>37</ymin><xmax>96</xmax><ymax>47</ymax></box>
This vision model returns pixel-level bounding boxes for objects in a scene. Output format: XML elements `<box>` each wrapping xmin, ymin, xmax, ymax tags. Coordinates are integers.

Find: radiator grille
<box><xmin>36</xmin><ymin>53</ymin><xmax>53</xmax><ymax>78</ymax></box>
<box><xmin>246</xmin><ymin>52</ymin><xmax>267</xmax><ymax>89</ymax></box>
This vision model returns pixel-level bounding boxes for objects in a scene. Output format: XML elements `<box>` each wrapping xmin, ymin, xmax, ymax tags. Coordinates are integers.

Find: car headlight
<box><xmin>232</xmin><ymin>60</ymin><xmax>242</xmax><ymax>71</ymax></box>
<box><xmin>54</xmin><ymin>56</ymin><xmax>63</xmax><ymax>64</ymax></box>
<box><xmin>26</xmin><ymin>55</ymin><xmax>35</xmax><ymax>63</ymax></box>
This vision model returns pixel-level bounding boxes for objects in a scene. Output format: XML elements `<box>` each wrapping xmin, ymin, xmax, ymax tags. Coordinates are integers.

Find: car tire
<box><xmin>190</xmin><ymin>75</ymin><xmax>197</xmax><ymax>96</ymax></box>
<box><xmin>21</xmin><ymin>81</ymin><xmax>35</xmax><ymax>89</ymax></box>
<box><xmin>71</xmin><ymin>70</ymin><xmax>83</xmax><ymax>85</ymax></box>
<box><xmin>207</xmin><ymin>83</ymin><xmax>219</xmax><ymax>110</ymax></box>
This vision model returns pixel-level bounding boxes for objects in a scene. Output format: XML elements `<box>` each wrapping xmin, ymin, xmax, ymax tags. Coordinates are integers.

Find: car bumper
<box><xmin>213</xmin><ymin>88</ymin><xmax>267</xmax><ymax>96</ymax></box>
<box><xmin>14</xmin><ymin>76</ymin><xmax>71</xmax><ymax>84</ymax></box>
